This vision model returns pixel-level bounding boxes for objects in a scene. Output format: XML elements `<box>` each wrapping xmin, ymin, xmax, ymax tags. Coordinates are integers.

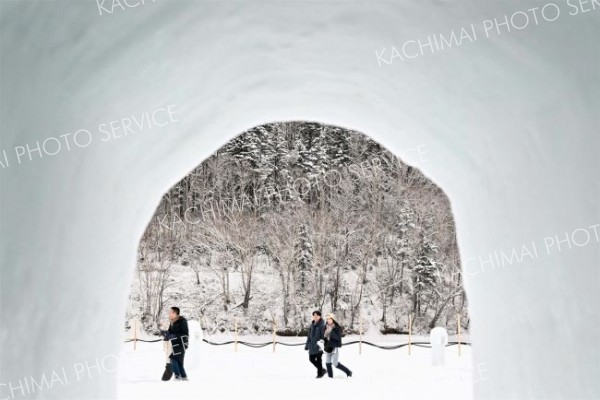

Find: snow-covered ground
<box><xmin>117</xmin><ymin>333</ymin><xmax>474</xmax><ymax>400</ymax></box>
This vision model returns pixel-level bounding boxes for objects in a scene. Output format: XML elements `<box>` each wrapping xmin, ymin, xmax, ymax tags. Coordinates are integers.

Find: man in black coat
<box><xmin>163</xmin><ymin>306</ymin><xmax>189</xmax><ymax>380</ymax></box>
<box><xmin>304</xmin><ymin>310</ymin><xmax>326</xmax><ymax>378</ymax></box>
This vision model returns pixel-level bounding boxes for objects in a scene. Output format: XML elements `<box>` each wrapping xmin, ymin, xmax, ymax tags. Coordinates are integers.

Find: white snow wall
<box><xmin>0</xmin><ymin>1</ymin><xmax>598</xmax><ymax>399</ymax></box>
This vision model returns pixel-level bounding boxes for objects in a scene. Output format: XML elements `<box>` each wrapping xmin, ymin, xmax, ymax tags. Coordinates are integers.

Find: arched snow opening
<box><xmin>122</xmin><ymin>121</ymin><xmax>471</xmax><ymax>398</ymax></box>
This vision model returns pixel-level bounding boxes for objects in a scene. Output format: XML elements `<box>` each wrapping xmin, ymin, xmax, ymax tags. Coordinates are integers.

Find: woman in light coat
<box><xmin>323</xmin><ymin>313</ymin><xmax>353</xmax><ymax>378</ymax></box>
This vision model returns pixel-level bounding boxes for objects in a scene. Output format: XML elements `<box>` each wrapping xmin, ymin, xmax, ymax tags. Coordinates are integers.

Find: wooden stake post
<box><xmin>234</xmin><ymin>318</ymin><xmax>239</xmax><ymax>352</ymax></box>
<box><xmin>133</xmin><ymin>319</ymin><xmax>138</xmax><ymax>351</ymax></box>
<box><xmin>457</xmin><ymin>314</ymin><xmax>461</xmax><ymax>357</ymax></box>
<box><xmin>408</xmin><ymin>314</ymin><xmax>412</xmax><ymax>356</ymax></box>
<box><xmin>359</xmin><ymin>318</ymin><xmax>364</xmax><ymax>355</ymax></box>
<box><xmin>272</xmin><ymin>319</ymin><xmax>277</xmax><ymax>353</ymax></box>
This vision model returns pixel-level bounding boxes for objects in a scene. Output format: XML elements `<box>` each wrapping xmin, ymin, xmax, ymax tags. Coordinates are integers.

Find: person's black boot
<box><xmin>336</xmin><ymin>363</ymin><xmax>352</xmax><ymax>377</ymax></box>
<box><xmin>316</xmin><ymin>367</ymin><xmax>326</xmax><ymax>378</ymax></box>
<box><xmin>326</xmin><ymin>363</ymin><xmax>333</xmax><ymax>378</ymax></box>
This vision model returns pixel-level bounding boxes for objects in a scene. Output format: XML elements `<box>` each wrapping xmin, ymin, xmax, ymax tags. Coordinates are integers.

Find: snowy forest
<box><xmin>126</xmin><ymin>121</ymin><xmax>469</xmax><ymax>336</ymax></box>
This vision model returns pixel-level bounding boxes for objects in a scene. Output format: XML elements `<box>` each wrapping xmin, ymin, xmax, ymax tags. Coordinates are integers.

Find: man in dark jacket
<box><xmin>163</xmin><ymin>306</ymin><xmax>189</xmax><ymax>381</ymax></box>
<box><xmin>304</xmin><ymin>310</ymin><xmax>326</xmax><ymax>378</ymax></box>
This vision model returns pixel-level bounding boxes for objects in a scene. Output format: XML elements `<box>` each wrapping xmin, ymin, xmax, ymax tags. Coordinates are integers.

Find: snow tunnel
<box><xmin>0</xmin><ymin>1</ymin><xmax>598</xmax><ymax>399</ymax></box>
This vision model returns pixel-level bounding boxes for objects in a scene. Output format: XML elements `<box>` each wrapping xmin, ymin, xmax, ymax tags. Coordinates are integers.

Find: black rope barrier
<box><xmin>342</xmin><ymin>340</ymin><xmax>471</xmax><ymax>349</ymax></box>
<box><xmin>124</xmin><ymin>338</ymin><xmax>163</xmax><ymax>343</ymax></box>
<box><xmin>124</xmin><ymin>338</ymin><xmax>471</xmax><ymax>349</ymax></box>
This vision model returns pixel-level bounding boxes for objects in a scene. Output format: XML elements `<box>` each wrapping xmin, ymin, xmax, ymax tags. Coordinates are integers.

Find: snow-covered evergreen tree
<box><xmin>411</xmin><ymin>230</ymin><xmax>438</xmax><ymax>316</ymax></box>
<box><xmin>295</xmin><ymin>223</ymin><xmax>313</xmax><ymax>294</ymax></box>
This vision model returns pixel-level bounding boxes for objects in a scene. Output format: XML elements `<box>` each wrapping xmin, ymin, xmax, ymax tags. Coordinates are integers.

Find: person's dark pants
<box><xmin>170</xmin><ymin>354</ymin><xmax>187</xmax><ymax>378</ymax></box>
<box><xmin>308</xmin><ymin>352</ymin><xmax>324</xmax><ymax>374</ymax></box>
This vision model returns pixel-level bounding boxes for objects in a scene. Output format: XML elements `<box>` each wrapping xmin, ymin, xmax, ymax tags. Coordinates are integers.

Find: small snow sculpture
<box><xmin>430</xmin><ymin>327</ymin><xmax>448</xmax><ymax>366</ymax></box>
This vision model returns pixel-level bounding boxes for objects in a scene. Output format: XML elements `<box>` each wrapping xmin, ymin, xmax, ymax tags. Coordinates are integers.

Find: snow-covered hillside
<box><xmin>127</xmin><ymin>122</ymin><xmax>468</xmax><ymax>337</ymax></box>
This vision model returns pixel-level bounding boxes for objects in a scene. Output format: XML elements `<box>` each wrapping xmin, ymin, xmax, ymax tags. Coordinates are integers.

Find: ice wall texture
<box><xmin>0</xmin><ymin>1</ymin><xmax>598</xmax><ymax>399</ymax></box>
